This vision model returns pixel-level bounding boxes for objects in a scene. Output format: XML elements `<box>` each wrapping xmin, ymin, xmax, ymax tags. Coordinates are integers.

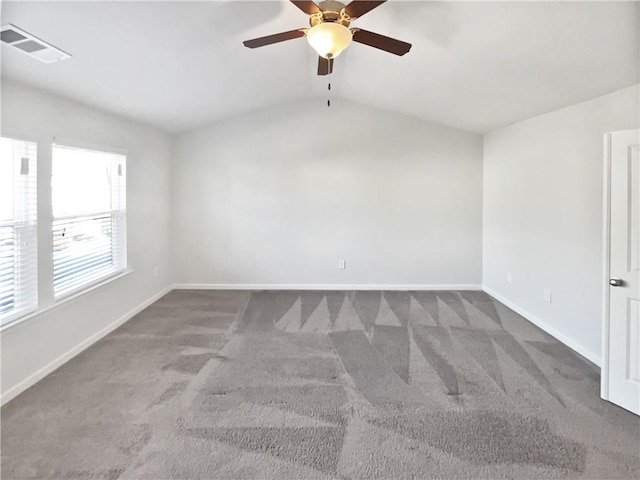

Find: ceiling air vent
<box><xmin>1</xmin><ymin>24</ymin><xmax>71</xmax><ymax>64</ymax></box>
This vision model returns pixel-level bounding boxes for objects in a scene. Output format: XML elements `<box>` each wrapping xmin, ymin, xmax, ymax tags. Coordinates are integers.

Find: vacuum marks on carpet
<box><xmin>2</xmin><ymin>289</ymin><xmax>638</xmax><ymax>479</ymax></box>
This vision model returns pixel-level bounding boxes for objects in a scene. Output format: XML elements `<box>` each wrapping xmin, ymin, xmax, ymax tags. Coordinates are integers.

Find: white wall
<box><xmin>483</xmin><ymin>84</ymin><xmax>640</xmax><ymax>364</ymax></box>
<box><xmin>172</xmin><ymin>99</ymin><xmax>483</xmax><ymax>288</ymax></box>
<box><xmin>0</xmin><ymin>80</ymin><xmax>173</xmax><ymax>403</ymax></box>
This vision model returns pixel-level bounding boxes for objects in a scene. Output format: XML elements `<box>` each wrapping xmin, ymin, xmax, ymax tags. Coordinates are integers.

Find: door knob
<box><xmin>609</xmin><ymin>278</ymin><xmax>625</xmax><ymax>287</ymax></box>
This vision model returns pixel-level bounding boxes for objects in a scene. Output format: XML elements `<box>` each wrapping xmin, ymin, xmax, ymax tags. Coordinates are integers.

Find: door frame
<box><xmin>601</xmin><ymin>132</ymin><xmax>612</xmax><ymax>401</ymax></box>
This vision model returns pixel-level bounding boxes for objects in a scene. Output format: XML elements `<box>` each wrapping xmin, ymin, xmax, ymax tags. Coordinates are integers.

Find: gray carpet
<box><xmin>2</xmin><ymin>290</ymin><xmax>639</xmax><ymax>479</ymax></box>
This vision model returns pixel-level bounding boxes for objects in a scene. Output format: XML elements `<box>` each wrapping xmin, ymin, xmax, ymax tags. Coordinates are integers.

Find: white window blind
<box><xmin>0</xmin><ymin>137</ymin><xmax>38</xmax><ymax>326</ymax></box>
<box><xmin>52</xmin><ymin>144</ymin><xmax>126</xmax><ymax>298</ymax></box>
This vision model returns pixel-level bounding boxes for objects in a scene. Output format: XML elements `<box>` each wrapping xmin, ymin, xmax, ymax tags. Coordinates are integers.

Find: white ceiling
<box><xmin>1</xmin><ymin>1</ymin><xmax>638</xmax><ymax>134</ymax></box>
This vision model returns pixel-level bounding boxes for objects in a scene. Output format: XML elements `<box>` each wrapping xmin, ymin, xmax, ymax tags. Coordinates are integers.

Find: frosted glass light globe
<box><xmin>306</xmin><ymin>23</ymin><xmax>353</xmax><ymax>59</ymax></box>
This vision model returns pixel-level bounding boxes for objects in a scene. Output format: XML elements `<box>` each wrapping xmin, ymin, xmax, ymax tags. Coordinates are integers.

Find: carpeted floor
<box><xmin>2</xmin><ymin>290</ymin><xmax>639</xmax><ymax>479</ymax></box>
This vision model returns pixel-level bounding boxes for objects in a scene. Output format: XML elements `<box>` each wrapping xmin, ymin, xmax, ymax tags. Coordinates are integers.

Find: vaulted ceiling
<box><xmin>1</xmin><ymin>1</ymin><xmax>638</xmax><ymax>134</ymax></box>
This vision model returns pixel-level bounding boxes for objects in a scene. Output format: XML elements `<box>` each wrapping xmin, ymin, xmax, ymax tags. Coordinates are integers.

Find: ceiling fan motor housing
<box><xmin>310</xmin><ymin>1</ymin><xmax>352</xmax><ymax>27</ymax></box>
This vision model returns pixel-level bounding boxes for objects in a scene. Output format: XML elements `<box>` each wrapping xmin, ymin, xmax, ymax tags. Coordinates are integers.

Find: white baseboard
<box><xmin>0</xmin><ymin>285</ymin><xmax>173</xmax><ymax>406</ymax></box>
<box><xmin>483</xmin><ymin>286</ymin><xmax>601</xmax><ymax>366</ymax></box>
<box><xmin>172</xmin><ymin>283</ymin><xmax>483</xmax><ymax>291</ymax></box>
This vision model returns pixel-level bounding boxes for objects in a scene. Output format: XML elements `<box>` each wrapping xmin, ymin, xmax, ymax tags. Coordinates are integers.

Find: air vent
<box><xmin>1</xmin><ymin>24</ymin><xmax>71</xmax><ymax>64</ymax></box>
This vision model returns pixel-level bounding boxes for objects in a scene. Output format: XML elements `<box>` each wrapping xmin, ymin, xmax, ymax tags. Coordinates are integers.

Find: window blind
<box><xmin>52</xmin><ymin>145</ymin><xmax>126</xmax><ymax>298</ymax></box>
<box><xmin>0</xmin><ymin>137</ymin><xmax>38</xmax><ymax>326</ymax></box>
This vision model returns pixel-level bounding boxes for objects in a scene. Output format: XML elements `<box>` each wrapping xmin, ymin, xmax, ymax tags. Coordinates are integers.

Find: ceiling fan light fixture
<box><xmin>306</xmin><ymin>22</ymin><xmax>352</xmax><ymax>59</ymax></box>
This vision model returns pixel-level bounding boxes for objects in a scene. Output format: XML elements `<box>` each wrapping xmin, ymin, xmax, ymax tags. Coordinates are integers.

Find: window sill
<box><xmin>0</xmin><ymin>268</ymin><xmax>135</xmax><ymax>334</ymax></box>
<box><xmin>54</xmin><ymin>267</ymin><xmax>130</xmax><ymax>302</ymax></box>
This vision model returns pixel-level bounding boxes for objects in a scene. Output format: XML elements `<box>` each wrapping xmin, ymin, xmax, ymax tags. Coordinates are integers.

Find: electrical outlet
<box><xmin>544</xmin><ymin>289</ymin><xmax>552</xmax><ymax>304</ymax></box>
<box><xmin>338</xmin><ymin>260</ymin><xmax>346</xmax><ymax>270</ymax></box>
<box><xmin>507</xmin><ymin>272</ymin><xmax>512</xmax><ymax>284</ymax></box>
<box><xmin>153</xmin><ymin>266</ymin><xmax>159</xmax><ymax>278</ymax></box>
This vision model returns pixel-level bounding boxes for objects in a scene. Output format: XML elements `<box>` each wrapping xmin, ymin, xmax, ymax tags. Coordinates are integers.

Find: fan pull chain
<box><xmin>327</xmin><ymin>58</ymin><xmax>332</xmax><ymax>107</ymax></box>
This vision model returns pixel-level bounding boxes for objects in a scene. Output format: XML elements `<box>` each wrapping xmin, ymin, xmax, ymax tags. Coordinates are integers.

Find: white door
<box><xmin>603</xmin><ymin>129</ymin><xmax>640</xmax><ymax>415</ymax></box>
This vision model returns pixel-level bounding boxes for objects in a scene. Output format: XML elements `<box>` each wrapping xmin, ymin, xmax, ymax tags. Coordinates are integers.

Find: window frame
<box><xmin>51</xmin><ymin>142</ymin><xmax>127</xmax><ymax>300</ymax></box>
<box><xmin>0</xmin><ymin>135</ymin><xmax>39</xmax><ymax>327</ymax></box>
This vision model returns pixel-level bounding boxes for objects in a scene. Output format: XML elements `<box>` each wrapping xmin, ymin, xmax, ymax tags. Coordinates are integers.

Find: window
<box><xmin>0</xmin><ymin>137</ymin><xmax>38</xmax><ymax>326</ymax></box>
<box><xmin>52</xmin><ymin>145</ymin><xmax>126</xmax><ymax>298</ymax></box>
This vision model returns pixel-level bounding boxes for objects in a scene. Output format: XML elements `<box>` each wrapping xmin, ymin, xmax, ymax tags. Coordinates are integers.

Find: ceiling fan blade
<box><xmin>290</xmin><ymin>1</ymin><xmax>321</xmax><ymax>15</ymax></box>
<box><xmin>344</xmin><ymin>1</ymin><xmax>387</xmax><ymax>19</ymax></box>
<box><xmin>243</xmin><ymin>29</ymin><xmax>306</xmax><ymax>49</ymax></box>
<box><xmin>317</xmin><ymin>56</ymin><xmax>334</xmax><ymax>75</ymax></box>
<box><xmin>352</xmin><ymin>29</ymin><xmax>411</xmax><ymax>56</ymax></box>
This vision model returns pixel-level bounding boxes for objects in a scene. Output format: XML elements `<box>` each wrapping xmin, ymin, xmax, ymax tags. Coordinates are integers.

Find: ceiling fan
<box><xmin>243</xmin><ymin>0</ymin><xmax>411</xmax><ymax>76</ymax></box>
